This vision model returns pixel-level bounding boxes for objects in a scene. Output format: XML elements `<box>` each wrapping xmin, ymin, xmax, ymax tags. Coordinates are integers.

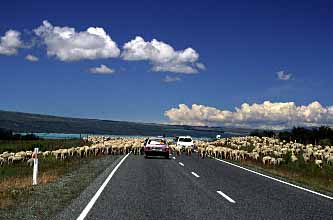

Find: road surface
<box><xmin>68</xmin><ymin>153</ymin><xmax>333</xmax><ymax>220</ymax></box>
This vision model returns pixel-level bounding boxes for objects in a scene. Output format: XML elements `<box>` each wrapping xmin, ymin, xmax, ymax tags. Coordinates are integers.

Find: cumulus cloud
<box><xmin>89</xmin><ymin>64</ymin><xmax>114</xmax><ymax>74</ymax></box>
<box><xmin>34</xmin><ymin>20</ymin><xmax>120</xmax><ymax>61</ymax></box>
<box><xmin>0</xmin><ymin>30</ymin><xmax>23</xmax><ymax>55</ymax></box>
<box><xmin>164</xmin><ymin>101</ymin><xmax>333</xmax><ymax>129</ymax></box>
<box><xmin>25</xmin><ymin>54</ymin><xmax>39</xmax><ymax>62</ymax></box>
<box><xmin>277</xmin><ymin>70</ymin><xmax>292</xmax><ymax>80</ymax></box>
<box><xmin>121</xmin><ymin>36</ymin><xmax>202</xmax><ymax>74</ymax></box>
<box><xmin>163</xmin><ymin>75</ymin><xmax>181</xmax><ymax>83</ymax></box>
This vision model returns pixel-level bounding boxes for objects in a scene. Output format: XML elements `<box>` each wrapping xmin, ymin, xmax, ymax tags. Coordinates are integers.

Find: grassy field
<box><xmin>0</xmin><ymin>156</ymin><xmax>78</xmax><ymax>208</ymax></box>
<box><xmin>0</xmin><ymin>154</ymin><xmax>120</xmax><ymax>219</ymax></box>
<box><xmin>0</xmin><ymin>138</ymin><xmax>92</xmax><ymax>211</ymax></box>
<box><xmin>227</xmin><ymin>158</ymin><xmax>333</xmax><ymax>195</ymax></box>
<box><xmin>0</xmin><ymin>138</ymin><xmax>88</xmax><ymax>153</ymax></box>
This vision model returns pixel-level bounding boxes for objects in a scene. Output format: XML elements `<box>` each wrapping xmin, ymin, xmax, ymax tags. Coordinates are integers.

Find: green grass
<box><xmin>0</xmin><ymin>138</ymin><xmax>88</xmax><ymax>153</ymax></box>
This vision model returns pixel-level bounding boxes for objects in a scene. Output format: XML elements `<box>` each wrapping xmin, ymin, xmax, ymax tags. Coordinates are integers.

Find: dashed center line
<box><xmin>217</xmin><ymin>190</ymin><xmax>236</xmax><ymax>203</ymax></box>
<box><xmin>191</xmin><ymin>171</ymin><xmax>200</xmax><ymax>178</ymax></box>
<box><xmin>172</xmin><ymin>156</ymin><xmax>176</xmax><ymax>160</ymax></box>
<box><xmin>178</xmin><ymin>162</ymin><xmax>184</xmax><ymax>166</ymax></box>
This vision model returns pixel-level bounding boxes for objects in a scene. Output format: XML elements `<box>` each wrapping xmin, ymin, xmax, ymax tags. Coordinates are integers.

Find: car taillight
<box><xmin>164</xmin><ymin>148</ymin><xmax>169</xmax><ymax>152</ymax></box>
<box><xmin>145</xmin><ymin>147</ymin><xmax>150</xmax><ymax>150</ymax></box>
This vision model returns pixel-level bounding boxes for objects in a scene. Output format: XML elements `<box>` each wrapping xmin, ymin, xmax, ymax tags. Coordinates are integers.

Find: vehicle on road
<box><xmin>144</xmin><ymin>137</ymin><xmax>170</xmax><ymax>159</ymax></box>
<box><xmin>174</xmin><ymin>136</ymin><xmax>195</xmax><ymax>150</ymax></box>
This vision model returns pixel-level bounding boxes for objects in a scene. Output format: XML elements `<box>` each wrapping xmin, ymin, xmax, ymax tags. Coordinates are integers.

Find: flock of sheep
<box><xmin>1</xmin><ymin>135</ymin><xmax>333</xmax><ymax>170</ymax></box>
<box><xmin>194</xmin><ymin>136</ymin><xmax>333</xmax><ymax>168</ymax></box>
<box><xmin>0</xmin><ymin>136</ymin><xmax>145</xmax><ymax>167</ymax></box>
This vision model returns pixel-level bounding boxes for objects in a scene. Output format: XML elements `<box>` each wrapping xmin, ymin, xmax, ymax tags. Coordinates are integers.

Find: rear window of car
<box><xmin>178</xmin><ymin>138</ymin><xmax>192</xmax><ymax>142</ymax></box>
<box><xmin>148</xmin><ymin>139</ymin><xmax>166</xmax><ymax>144</ymax></box>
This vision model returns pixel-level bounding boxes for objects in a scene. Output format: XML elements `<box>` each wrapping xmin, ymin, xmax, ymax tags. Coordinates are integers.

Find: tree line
<box><xmin>0</xmin><ymin>128</ymin><xmax>40</xmax><ymax>140</ymax></box>
<box><xmin>250</xmin><ymin>126</ymin><xmax>333</xmax><ymax>146</ymax></box>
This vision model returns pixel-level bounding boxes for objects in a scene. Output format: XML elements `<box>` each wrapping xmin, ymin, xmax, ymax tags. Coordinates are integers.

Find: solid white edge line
<box><xmin>191</xmin><ymin>171</ymin><xmax>200</xmax><ymax>178</ymax></box>
<box><xmin>178</xmin><ymin>162</ymin><xmax>184</xmax><ymax>166</ymax></box>
<box><xmin>77</xmin><ymin>152</ymin><xmax>131</xmax><ymax>220</ymax></box>
<box><xmin>214</xmin><ymin>157</ymin><xmax>333</xmax><ymax>200</ymax></box>
<box><xmin>217</xmin><ymin>190</ymin><xmax>236</xmax><ymax>203</ymax></box>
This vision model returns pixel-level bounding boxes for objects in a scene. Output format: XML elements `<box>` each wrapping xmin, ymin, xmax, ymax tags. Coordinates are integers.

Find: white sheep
<box><xmin>27</xmin><ymin>158</ymin><xmax>34</xmax><ymax>166</ymax></box>
<box><xmin>0</xmin><ymin>157</ymin><xmax>4</xmax><ymax>166</ymax></box>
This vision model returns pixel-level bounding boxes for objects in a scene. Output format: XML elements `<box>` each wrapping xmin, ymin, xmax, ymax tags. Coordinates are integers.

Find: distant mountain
<box><xmin>0</xmin><ymin>110</ymin><xmax>244</xmax><ymax>138</ymax></box>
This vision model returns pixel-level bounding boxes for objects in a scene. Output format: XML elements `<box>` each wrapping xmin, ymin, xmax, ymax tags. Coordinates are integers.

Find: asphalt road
<box><xmin>75</xmin><ymin>153</ymin><xmax>333</xmax><ymax>220</ymax></box>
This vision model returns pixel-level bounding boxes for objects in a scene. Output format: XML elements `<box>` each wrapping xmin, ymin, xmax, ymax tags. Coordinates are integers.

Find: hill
<box><xmin>0</xmin><ymin>110</ymin><xmax>232</xmax><ymax>137</ymax></box>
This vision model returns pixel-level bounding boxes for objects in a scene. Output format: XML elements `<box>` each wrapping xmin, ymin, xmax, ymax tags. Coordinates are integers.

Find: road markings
<box><xmin>217</xmin><ymin>190</ymin><xmax>236</xmax><ymax>203</ymax></box>
<box><xmin>178</xmin><ymin>162</ymin><xmax>184</xmax><ymax>166</ymax></box>
<box><xmin>77</xmin><ymin>153</ymin><xmax>131</xmax><ymax>220</ymax></box>
<box><xmin>191</xmin><ymin>171</ymin><xmax>200</xmax><ymax>178</ymax></box>
<box><xmin>214</xmin><ymin>158</ymin><xmax>333</xmax><ymax>200</ymax></box>
<box><xmin>172</xmin><ymin>156</ymin><xmax>176</xmax><ymax>160</ymax></box>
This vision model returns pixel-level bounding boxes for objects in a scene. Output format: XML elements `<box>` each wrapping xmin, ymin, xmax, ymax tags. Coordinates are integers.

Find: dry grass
<box><xmin>0</xmin><ymin>171</ymin><xmax>60</xmax><ymax>209</ymax></box>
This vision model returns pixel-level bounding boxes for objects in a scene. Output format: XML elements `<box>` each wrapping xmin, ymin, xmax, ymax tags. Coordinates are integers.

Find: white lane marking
<box><xmin>191</xmin><ymin>171</ymin><xmax>200</xmax><ymax>178</ymax></box>
<box><xmin>217</xmin><ymin>190</ymin><xmax>236</xmax><ymax>203</ymax></box>
<box><xmin>172</xmin><ymin>156</ymin><xmax>176</xmax><ymax>160</ymax></box>
<box><xmin>214</xmin><ymin>158</ymin><xmax>333</xmax><ymax>200</ymax></box>
<box><xmin>178</xmin><ymin>162</ymin><xmax>184</xmax><ymax>166</ymax></box>
<box><xmin>77</xmin><ymin>153</ymin><xmax>131</xmax><ymax>220</ymax></box>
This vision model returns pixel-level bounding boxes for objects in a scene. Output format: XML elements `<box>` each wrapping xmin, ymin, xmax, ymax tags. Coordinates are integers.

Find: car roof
<box><xmin>148</xmin><ymin>137</ymin><xmax>166</xmax><ymax>140</ymax></box>
<box><xmin>178</xmin><ymin>136</ymin><xmax>192</xmax><ymax>139</ymax></box>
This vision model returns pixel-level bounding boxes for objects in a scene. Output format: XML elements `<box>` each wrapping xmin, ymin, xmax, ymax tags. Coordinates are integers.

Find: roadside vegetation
<box><xmin>234</xmin><ymin>153</ymin><xmax>333</xmax><ymax>194</ymax></box>
<box><xmin>0</xmin><ymin>155</ymin><xmax>120</xmax><ymax>219</ymax></box>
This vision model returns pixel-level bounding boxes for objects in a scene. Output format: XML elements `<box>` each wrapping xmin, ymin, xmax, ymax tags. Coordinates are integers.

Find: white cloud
<box><xmin>121</xmin><ymin>36</ymin><xmax>202</xmax><ymax>74</ymax></box>
<box><xmin>163</xmin><ymin>75</ymin><xmax>181</xmax><ymax>83</ymax></box>
<box><xmin>277</xmin><ymin>70</ymin><xmax>292</xmax><ymax>80</ymax></box>
<box><xmin>25</xmin><ymin>54</ymin><xmax>39</xmax><ymax>62</ymax></box>
<box><xmin>0</xmin><ymin>30</ymin><xmax>23</xmax><ymax>55</ymax></box>
<box><xmin>34</xmin><ymin>20</ymin><xmax>120</xmax><ymax>61</ymax></box>
<box><xmin>196</xmin><ymin>62</ymin><xmax>206</xmax><ymax>70</ymax></box>
<box><xmin>89</xmin><ymin>64</ymin><xmax>114</xmax><ymax>74</ymax></box>
<box><xmin>164</xmin><ymin>101</ymin><xmax>333</xmax><ymax>129</ymax></box>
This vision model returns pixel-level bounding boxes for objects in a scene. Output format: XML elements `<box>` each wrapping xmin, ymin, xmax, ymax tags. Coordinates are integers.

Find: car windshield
<box><xmin>179</xmin><ymin>138</ymin><xmax>192</xmax><ymax>142</ymax></box>
<box><xmin>148</xmin><ymin>139</ymin><xmax>165</xmax><ymax>144</ymax></box>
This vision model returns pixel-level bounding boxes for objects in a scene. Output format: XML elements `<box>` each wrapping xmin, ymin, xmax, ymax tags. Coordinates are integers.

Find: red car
<box><xmin>144</xmin><ymin>137</ymin><xmax>170</xmax><ymax>159</ymax></box>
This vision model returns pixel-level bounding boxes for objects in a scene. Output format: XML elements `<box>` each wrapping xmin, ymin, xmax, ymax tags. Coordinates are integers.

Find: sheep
<box><xmin>27</xmin><ymin>158</ymin><xmax>34</xmax><ymax>166</ymax></box>
<box><xmin>0</xmin><ymin>157</ymin><xmax>4</xmax><ymax>166</ymax></box>
<box><xmin>291</xmin><ymin>154</ymin><xmax>298</xmax><ymax>163</ymax></box>
<box><xmin>175</xmin><ymin>146</ymin><xmax>182</xmax><ymax>156</ymax></box>
<box><xmin>8</xmin><ymin>155</ymin><xmax>24</xmax><ymax>164</ymax></box>
<box><xmin>262</xmin><ymin>156</ymin><xmax>272</xmax><ymax>165</ymax></box>
<box><xmin>276</xmin><ymin>158</ymin><xmax>284</xmax><ymax>165</ymax></box>
<box><xmin>185</xmin><ymin>146</ymin><xmax>192</xmax><ymax>156</ymax></box>
<box><xmin>327</xmin><ymin>156</ymin><xmax>333</xmax><ymax>166</ymax></box>
<box><xmin>269</xmin><ymin>158</ymin><xmax>277</xmax><ymax>166</ymax></box>
<box><xmin>197</xmin><ymin>146</ymin><xmax>206</xmax><ymax>158</ymax></box>
<box><xmin>302</xmin><ymin>153</ymin><xmax>310</xmax><ymax>163</ymax></box>
<box><xmin>42</xmin><ymin>151</ymin><xmax>51</xmax><ymax>157</ymax></box>
<box><xmin>315</xmin><ymin>159</ymin><xmax>323</xmax><ymax>168</ymax></box>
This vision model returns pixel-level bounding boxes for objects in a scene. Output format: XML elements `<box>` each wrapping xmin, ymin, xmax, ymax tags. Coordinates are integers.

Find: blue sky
<box><xmin>0</xmin><ymin>0</ymin><xmax>332</xmax><ymax>128</ymax></box>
